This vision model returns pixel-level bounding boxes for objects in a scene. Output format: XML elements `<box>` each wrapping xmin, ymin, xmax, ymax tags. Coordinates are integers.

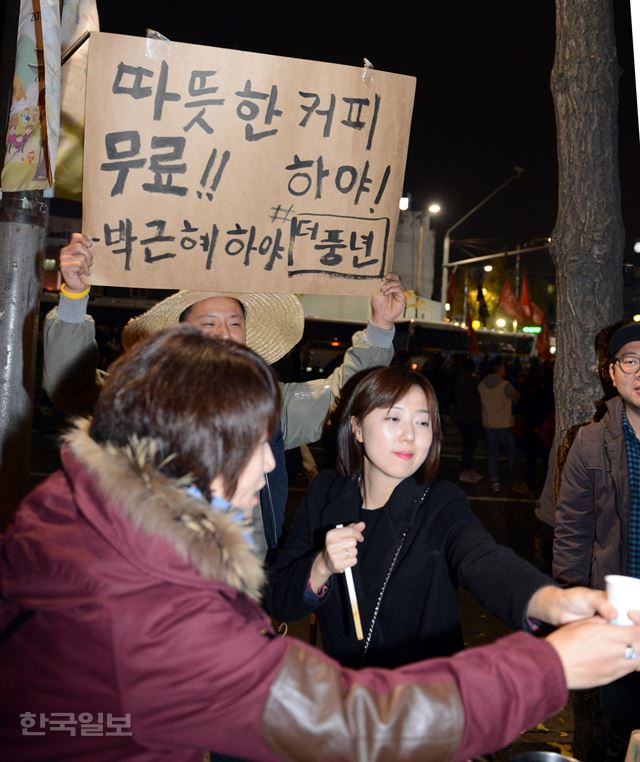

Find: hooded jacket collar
<box><xmin>62</xmin><ymin>420</ymin><xmax>265</xmax><ymax>601</ymax></box>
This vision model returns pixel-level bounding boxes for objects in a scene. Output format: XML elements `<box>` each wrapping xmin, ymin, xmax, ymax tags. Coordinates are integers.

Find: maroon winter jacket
<box><xmin>0</xmin><ymin>421</ymin><xmax>567</xmax><ymax>761</ymax></box>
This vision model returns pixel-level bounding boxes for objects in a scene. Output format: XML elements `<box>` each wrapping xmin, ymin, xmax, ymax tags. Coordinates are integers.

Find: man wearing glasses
<box><xmin>554</xmin><ymin>322</ymin><xmax>640</xmax><ymax>762</ymax></box>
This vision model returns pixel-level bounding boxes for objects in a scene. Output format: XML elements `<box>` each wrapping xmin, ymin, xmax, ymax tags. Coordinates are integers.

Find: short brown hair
<box><xmin>336</xmin><ymin>366</ymin><xmax>442</xmax><ymax>483</ymax></box>
<box><xmin>89</xmin><ymin>325</ymin><xmax>280</xmax><ymax>498</ymax></box>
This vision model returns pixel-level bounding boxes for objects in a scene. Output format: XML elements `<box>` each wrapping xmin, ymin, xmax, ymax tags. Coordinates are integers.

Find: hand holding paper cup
<box><xmin>605</xmin><ymin>574</ymin><xmax>640</xmax><ymax>625</ymax></box>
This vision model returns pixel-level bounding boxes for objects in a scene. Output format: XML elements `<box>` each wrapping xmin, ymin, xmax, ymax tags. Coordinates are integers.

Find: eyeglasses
<box><xmin>614</xmin><ymin>355</ymin><xmax>640</xmax><ymax>374</ymax></box>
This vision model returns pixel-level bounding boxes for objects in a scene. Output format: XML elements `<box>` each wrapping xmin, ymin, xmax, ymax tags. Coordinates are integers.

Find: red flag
<box><xmin>497</xmin><ymin>280</ymin><xmax>527</xmax><ymax>323</ymax></box>
<box><xmin>536</xmin><ymin>318</ymin><xmax>552</xmax><ymax>360</ymax></box>
<box><xmin>520</xmin><ymin>274</ymin><xmax>544</xmax><ymax>325</ymax></box>
<box><xmin>520</xmin><ymin>274</ymin><xmax>533</xmax><ymax>319</ymax></box>
<box><xmin>530</xmin><ymin>302</ymin><xmax>544</xmax><ymax>326</ymax></box>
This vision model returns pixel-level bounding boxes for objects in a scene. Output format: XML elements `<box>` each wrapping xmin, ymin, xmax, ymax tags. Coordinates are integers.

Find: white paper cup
<box><xmin>605</xmin><ymin>574</ymin><xmax>640</xmax><ymax>625</ymax></box>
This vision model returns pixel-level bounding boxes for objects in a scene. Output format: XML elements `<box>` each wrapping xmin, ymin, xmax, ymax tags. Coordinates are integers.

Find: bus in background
<box><xmin>275</xmin><ymin>316</ymin><xmax>538</xmax><ymax>382</ymax></box>
<box><xmin>400</xmin><ymin>319</ymin><xmax>536</xmax><ymax>366</ymax></box>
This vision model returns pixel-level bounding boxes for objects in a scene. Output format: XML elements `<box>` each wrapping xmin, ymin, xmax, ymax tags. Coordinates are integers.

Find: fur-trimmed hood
<box><xmin>60</xmin><ymin>419</ymin><xmax>266</xmax><ymax>601</ymax></box>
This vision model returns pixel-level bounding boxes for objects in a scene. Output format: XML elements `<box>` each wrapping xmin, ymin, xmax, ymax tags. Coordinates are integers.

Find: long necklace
<box><xmin>359</xmin><ymin>485</ymin><xmax>430</xmax><ymax>667</ymax></box>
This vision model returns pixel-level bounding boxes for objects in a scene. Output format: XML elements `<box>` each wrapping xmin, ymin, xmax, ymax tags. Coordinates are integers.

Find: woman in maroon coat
<box><xmin>1</xmin><ymin>325</ymin><xmax>639</xmax><ymax>762</ymax></box>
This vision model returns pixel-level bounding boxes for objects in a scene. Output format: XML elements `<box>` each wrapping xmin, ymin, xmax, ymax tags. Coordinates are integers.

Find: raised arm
<box><xmin>280</xmin><ymin>273</ymin><xmax>405</xmax><ymax>450</ymax></box>
<box><xmin>42</xmin><ymin>233</ymin><xmax>103</xmax><ymax>416</ymax></box>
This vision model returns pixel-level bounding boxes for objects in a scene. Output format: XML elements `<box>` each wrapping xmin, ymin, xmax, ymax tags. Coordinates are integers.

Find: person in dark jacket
<box><xmin>267</xmin><ymin>365</ymin><xmax>635</xmax><ymax>670</ymax></box>
<box><xmin>554</xmin><ymin>322</ymin><xmax>640</xmax><ymax>761</ymax></box>
<box><xmin>3</xmin><ymin>327</ymin><xmax>640</xmax><ymax>762</ymax></box>
<box><xmin>453</xmin><ymin>356</ymin><xmax>483</xmax><ymax>483</ymax></box>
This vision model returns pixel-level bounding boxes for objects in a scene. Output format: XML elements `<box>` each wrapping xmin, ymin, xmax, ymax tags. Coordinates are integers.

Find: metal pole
<box><xmin>441</xmin><ymin>242</ymin><xmax>549</xmax><ymax>268</ymax></box>
<box><xmin>514</xmin><ymin>253</ymin><xmax>521</xmax><ymax>331</ymax></box>
<box><xmin>441</xmin><ymin>232</ymin><xmax>451</xmax><ymax>318</ymax></box>
<box><xmin>415</xmin><ymin>211</ymin><xmax>428</xmax><ymax>298</ymax></box>
<box><xmin>439</xmin><ymin>167</ymin><xmax>524</xmax><ymax>319</ymax></box>
<box><xmin>0</xmin><ymin>0</ymin><xmax>47</xmax><ymax>528</ymax></box>
<box><xmin>462</xmin><ymin>270</ymin><xmax>468</xmax><ymax>324</ymax></box>
<box><xmin>61</xmin><ymin>30</ymin><xmax>90</xmax><ymax>66</ymax></box>
<box><xmin>0</xmin><ymin>193</ymin><xmax>47</xmax><ymax>529</ymax></box>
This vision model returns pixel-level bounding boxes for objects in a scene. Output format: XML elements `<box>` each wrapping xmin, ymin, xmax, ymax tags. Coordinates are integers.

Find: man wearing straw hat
<box><xmin>43</xmin><ymin>233</ymin><xmax>406</xmax><ymax>553</ymax></box>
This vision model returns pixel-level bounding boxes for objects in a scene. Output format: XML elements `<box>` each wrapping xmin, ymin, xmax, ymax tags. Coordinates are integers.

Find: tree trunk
<box><xmin>551</xmin><ymin>0</ymin><xmax>624</xmax><ymax>440</ymax></box>
<box><xmin>551</xmin><ymin>3</ymin><xmax>624</xmax><ymax>758</ymax></box>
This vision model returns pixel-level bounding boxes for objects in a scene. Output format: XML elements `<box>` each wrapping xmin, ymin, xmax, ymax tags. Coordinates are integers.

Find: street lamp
<box><xmin>440</xmin><ymin>167</ymin><xmax>524</xmax><ymax>319</ymax></box>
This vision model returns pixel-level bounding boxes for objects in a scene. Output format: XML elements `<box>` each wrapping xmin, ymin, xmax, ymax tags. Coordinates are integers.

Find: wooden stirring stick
<box><xmin>336</xmin><ymin>523</ymin><xmax>364</xmax><ymax>641</ymax></box>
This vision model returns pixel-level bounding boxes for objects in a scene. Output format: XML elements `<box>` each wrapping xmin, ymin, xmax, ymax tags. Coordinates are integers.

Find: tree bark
<box><xmin>551</xmin><ymin>0</ymin><xmax>624</xmax><ymax>439</ymax></box>
<box><xmin>551</xmin><ymin>3</ymin><xmax>624</xmax><ymax>757</ymax></box>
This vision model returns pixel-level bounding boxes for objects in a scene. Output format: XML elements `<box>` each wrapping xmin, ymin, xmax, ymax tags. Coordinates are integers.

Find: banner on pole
<box><xmin>1</xmin><ymin>0</ymin><xmax>61</xmax><ymax>191</ymax></box>
<box><xmin>83</xmin><ymin>33</ymin><xmax>416</xmax><ymax>294</ymax></box>
<box><xmin>519</xmin><ymin>273</ymin><xmax>544</xmax><ymax>325</ymax></box>
<box><xmin>55</xmin><ymin>0</ymin><xmax>100</xmax><ymax>201</ymax></box>
<box><xmin>497</xmin><ymin>278</ymin><xmax>527</xmax><ymax>324</ymax></box>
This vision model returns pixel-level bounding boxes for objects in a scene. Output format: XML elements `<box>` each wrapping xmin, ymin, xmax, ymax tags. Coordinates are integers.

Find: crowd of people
<box><xmin>420</xmin><ymin>349</ymin><xmax>555</xmax><ymax>497</ymax></box>
<box><xmin>1</xmin><ymin>233</ymin><xmax>639</xmax><ymax>761</ymax></box>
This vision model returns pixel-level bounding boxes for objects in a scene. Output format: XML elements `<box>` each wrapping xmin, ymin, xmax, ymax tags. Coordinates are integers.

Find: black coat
<box><xmin>267</xmin><ymin>471</ymin><xmax>551</xmax><ymax>668</ymax></box>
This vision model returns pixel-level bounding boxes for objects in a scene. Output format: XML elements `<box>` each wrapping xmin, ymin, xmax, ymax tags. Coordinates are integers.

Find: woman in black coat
<box><xmin>267</xmin><ymin>366</ymin><xmax>612</xmax><ymax>669</ymax></box>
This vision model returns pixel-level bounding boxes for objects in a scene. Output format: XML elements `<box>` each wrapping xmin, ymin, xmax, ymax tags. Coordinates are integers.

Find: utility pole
<box><xmin>0</xmin><ymin>0</ymin><xmax>48</xmax><ymax>528</ymax></box>
<box><xmin>439</xmin><ymin>167</ymin><xmax>524</xmax><ymax>319</ymax></box>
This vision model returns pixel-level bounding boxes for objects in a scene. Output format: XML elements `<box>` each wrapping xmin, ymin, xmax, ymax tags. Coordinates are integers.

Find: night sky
<box><xmin>92</xmin><ymin>1</ymin><xmax>639</xmax><ymax>256</ymax></box>
<box><xmin>2</xmin><ymin>1</ymin><xmax>637</xmax><ymax>300</ymax></box>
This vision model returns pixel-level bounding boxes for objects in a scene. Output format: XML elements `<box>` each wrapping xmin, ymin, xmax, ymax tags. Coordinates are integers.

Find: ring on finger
<box><xmin>344</xmin><ymin>549</ymin><xmax>350</xmax><ymax>558</ymax></box>
<box><xmin>624</xmin><ymin>644</ymin><xmax>638</xmax><ymax>661</ymax></box>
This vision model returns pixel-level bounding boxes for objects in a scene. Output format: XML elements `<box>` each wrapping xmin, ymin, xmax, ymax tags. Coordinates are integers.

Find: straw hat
<box><xmin>122</xmin><ymin>291</ymin><xmax>305</xmax><ymax>365</ymax></box>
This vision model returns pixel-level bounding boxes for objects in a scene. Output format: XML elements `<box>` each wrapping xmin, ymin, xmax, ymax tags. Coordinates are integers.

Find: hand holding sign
<box><xmin>59</xmin><ymin>233</ymin><xmax>93</xmax><ymax>293</ymax></box>
<box><xmin>370</xmin><ymin>272</ymin><xmax>407</xmax><ymax>330</ymax></box>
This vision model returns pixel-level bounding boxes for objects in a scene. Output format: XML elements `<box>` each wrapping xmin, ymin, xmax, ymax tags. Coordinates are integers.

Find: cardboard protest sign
<box><xmin>83</xmin><ymin>33</ymin><xmax>415</xmax><ymax>294</ymax></box>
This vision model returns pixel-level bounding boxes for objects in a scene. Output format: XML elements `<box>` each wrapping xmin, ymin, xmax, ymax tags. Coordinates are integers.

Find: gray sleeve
<box><xmin>279</xmin><ymin>324</ymin><xmax>394</xmax><ymax>450</ymax></box>
<box><xmin>42</xmin><ymin>297</ymin><xmax>103</xmax><ymax>416</ymax></box>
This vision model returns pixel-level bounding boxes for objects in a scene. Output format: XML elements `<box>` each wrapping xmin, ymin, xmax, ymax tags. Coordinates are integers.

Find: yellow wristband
<box><xmin>60</xmin><ymin>283</ymin><xmax>90</xmax><ymax>300</ymax></box>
